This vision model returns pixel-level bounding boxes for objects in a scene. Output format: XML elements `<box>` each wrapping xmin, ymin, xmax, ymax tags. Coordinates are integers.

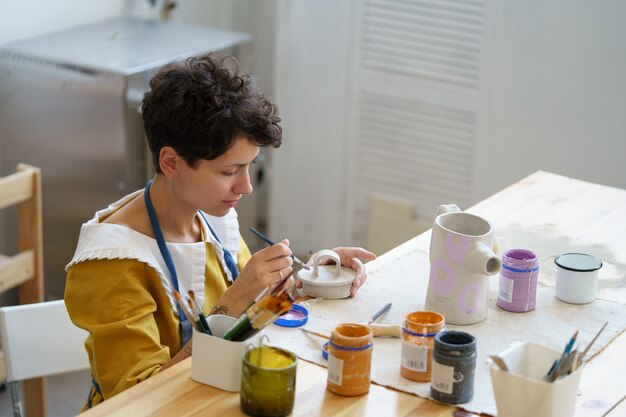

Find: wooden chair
<box><xmin>0</xmin><ymin>163</ymin><xmax>45</xmax><ymax>416</ymax></box>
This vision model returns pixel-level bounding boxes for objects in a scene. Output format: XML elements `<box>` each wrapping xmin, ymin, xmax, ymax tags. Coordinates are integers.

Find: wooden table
<box><xmin>81</xmin><ymin>171</ymin><xmax>626</xmax><ymax>417</ymax></box>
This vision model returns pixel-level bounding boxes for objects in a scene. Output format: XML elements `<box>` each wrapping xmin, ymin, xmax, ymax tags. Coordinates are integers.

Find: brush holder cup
<box><xmin>490</xmin><ymin>341</ymin><xmax>583</xmax><ymax>417</ymax></box>
<box><xmin>425</xmin><ymin>204</ymin><xmax>501</xmax><ymax>325</ymax></box>
<box><xmin>297</xmin><ymin>250</ymin><xmax>356</xmax><ymax>299</ymax></box>
<box><xmin>191</xmin><ymin>315</ymin><xmax>263</xmax><ymax>392</ymax></box>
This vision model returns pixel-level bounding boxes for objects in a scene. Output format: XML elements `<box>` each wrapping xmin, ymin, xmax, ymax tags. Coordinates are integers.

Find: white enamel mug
<box><xmin>555</xmin><ymin>253</ymin><xmax>603</xmax><ymax>304</ymax></box>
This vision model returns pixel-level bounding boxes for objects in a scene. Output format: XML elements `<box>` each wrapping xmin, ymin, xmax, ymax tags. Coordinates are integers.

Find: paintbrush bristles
<box><xmin>187</xmin><ymin>290</ymin><xmax>202</xmax><ymax>315</ymax></box>
<box><xmin>187</xmin><ymin>290</ymin><xmax>212</xmax><ymax>335</ymax></box>
<box><xmin>173</xmin><ymin>289</ymin><xmax>196</xmax><ymax>324</ymax></box>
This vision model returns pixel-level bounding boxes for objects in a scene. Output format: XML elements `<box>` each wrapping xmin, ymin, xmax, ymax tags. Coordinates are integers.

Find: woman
<box><xmin>64</xmin><ymin>53</ymin><xmax>375</xmax><ymax>408</ymax></box>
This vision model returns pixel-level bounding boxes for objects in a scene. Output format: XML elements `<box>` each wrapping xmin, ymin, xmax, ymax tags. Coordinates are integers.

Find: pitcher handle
<box><xmin>435</xmin><ymin>204</ymin><xmax>461</xmax><ymax>218</ymax></box>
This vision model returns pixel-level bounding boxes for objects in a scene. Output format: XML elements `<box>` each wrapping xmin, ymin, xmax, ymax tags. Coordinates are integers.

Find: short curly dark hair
<box><xmin>142</xmin><ymin>53</ymin><xmax>282</xmax><ymax>173</ymax></box>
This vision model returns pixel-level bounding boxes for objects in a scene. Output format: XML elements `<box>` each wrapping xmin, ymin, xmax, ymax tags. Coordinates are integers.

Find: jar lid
<box><xmin>322</xmin><ymin>341</ymin><xmax>329</xmax><ymax>360</ymax></box>
<box><xmin>274</xmin><ymin>304</ymin><xmax>309</xmax><ymax>327</ymax></box>
<box><xmin>555</xmin><ymin>253</ymin><xmax>602</xmax><ymax>272</ymax></box>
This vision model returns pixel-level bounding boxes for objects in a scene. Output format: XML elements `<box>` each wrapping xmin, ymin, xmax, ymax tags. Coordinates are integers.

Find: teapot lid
<box><xmin>297</xmin><ymin>265</ymin><xmax>356</xmax><ymax>287</ymax></box>
<box><xmin>296</xmin><ymin>249</ymin><xmax>356</xmax><ymax>287</ymax></box>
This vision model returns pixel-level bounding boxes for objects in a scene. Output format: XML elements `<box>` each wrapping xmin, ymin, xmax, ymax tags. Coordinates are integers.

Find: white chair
<box><xmin>0</xmin><ymin>300</ymin><xmax>89</xmax><ymax>417</ymax></box>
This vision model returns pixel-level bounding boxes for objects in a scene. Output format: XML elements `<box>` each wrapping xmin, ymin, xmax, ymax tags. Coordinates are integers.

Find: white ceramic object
<box><xmin>555</xmin><ymin>253</ymin><xmax>603</xmax><ymax>304</ymax></box>
<box><xmin>296</xmin><ymin>249</ymin><xmax>355</xmax><ymax>299</ymax></box>
<box><xmin>425</xmin><ymin>204</ymin><xmax>501</xmax><ymax>325</ymax></box>
<box><xmin>205</xmin><ymin>314</ymin><xmax>238</xmax><ymax>337</ymax></box>
<box><xmin>191</xmin><ymin>315</ymin><xmax>262</xmax><ymax>392</ymax></box>
<box><xmin>490</xmin><ymin>341</ymin><xmax>583</xmax><ymax>417</ymax></box>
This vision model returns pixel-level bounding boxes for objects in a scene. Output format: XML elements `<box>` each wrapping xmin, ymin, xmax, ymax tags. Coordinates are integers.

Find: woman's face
<box><xmin>177</xmin><ymin>136</ymin><xmax>260</xmax><ymax>217</ymax></box>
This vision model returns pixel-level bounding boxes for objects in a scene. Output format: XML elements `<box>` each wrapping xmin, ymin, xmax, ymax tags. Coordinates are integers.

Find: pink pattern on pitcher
<box><xmin>458</xmin><ymin>283</ymin><xmax>482</xmax><ymax>314</ymax></box>
<box><xmin>429</xmin><ymin>259</ymin><xmax>456</xmax><ymax>295</ymax></box>
<box><xmin>445</xmin><ymin>232</ymin><xmax>472</xmax><ymax>263</ymax></box>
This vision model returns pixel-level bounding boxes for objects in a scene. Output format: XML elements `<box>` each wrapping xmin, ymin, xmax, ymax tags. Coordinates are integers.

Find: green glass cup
<box><xmin>240</xmin><ymin>346</ymin><xmax>297</xmax><ymax>417</ymax></box>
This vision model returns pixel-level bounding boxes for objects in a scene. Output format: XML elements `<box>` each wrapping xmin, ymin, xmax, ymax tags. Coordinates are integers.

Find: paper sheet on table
<box><xmin>263</xmin><ymin>227</ymin><xmax>626</xmax><ymax>416</ymax></box>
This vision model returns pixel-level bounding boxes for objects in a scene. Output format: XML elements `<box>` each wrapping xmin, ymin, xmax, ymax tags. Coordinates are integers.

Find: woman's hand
<box><xmin>318</xmin><ymin>247</ymin><xmax>377</xmax><ymax>297</ymax></box>
<box><xmin>240</xmin><ymin>239</ymin><xmax>294</xmax><ymax>292</ymax></box>
<box><xmin>215</xmin><ymin>240</ymin><xmax>294</xmax><ymax>316</ymax></box>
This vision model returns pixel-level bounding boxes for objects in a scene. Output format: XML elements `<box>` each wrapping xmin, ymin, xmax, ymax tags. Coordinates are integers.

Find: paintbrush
<box><xmin>576</xmin><ymin>321</ymin><xmax>608</xmax><ymax>367</ymax></box>
<box><xmin>301</xmin><ymin>328</ymin><xmax>330</xmax><ymax>340</ymax></box>
<box><xmin>368</xmin><ymin>302</ymin><xmax>392</xmax><ymax>324</ymax></box>
<box><xmin>188</xmin><ymin>291</ymin><xmax>212</xmax><ymax>335</ymax></box>
<box><xmin>249</xmin><ymin>227</ymin><xmax>310</xmax><ymax>270</ymax></box>
<box><xmin>173</xmin><ymin>290</ymin><xmax>200</xmax><ymax>331</ymax></box>
<box><xmin>546</xmin><ymin>330</ymin><xmax>578</xmax><ymax>382</ymax></box>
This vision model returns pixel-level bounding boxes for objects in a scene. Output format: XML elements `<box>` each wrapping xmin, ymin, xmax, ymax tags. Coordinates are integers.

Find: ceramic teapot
<box><xmin>424</xmin><ymin>204</ymin><xmax>501</xmax><ymax>325</ymax></box>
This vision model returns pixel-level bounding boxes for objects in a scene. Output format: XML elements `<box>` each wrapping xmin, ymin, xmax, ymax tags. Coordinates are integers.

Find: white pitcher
<box><xmin>424</xmin><ymin>204</ymin><xmax>501</xmax><ymax>325</ymax></box>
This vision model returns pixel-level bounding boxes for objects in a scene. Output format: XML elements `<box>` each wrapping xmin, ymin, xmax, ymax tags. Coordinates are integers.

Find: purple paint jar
<box><xmin>496</xmin><ymin>249</ymin><xmax>539</xmax><ymax>312</ymax></box>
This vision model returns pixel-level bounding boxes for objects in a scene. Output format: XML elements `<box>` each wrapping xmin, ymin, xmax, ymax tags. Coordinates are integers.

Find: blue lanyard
<box><xmin>144</xmin><ymin>180</ymin><xmax>187</xmax><ymax>323</ymax></box>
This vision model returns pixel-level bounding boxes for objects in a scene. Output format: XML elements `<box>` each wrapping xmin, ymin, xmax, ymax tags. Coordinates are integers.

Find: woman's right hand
<box><xmin>218</xmin><ymin>240</ymin><xmax>294</xmax><ymax>315</ymax></box>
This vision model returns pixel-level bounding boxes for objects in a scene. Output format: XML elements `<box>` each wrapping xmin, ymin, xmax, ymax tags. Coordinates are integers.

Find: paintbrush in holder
<box><xmin>223</xmin><ymin>281</ymin><xmax>295</xmax><ymax>342</ymax></box>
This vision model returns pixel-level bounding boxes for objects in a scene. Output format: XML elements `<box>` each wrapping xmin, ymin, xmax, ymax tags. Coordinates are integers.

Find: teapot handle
<box><xmin>312</xmin><ymin>249</ymin><xmax>342</xmax><ymax>278</ymax></box>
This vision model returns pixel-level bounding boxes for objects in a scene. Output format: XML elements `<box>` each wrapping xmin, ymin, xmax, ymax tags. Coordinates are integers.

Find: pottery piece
<box><xmin>297</xmin><ymin>250</ymin><xmax>355</xmax><ymax>299</ymax></box>
<box><xmin>425</xmin><ymin>204</ymin><xmax>501</xmax><ymax>325</ymax></box>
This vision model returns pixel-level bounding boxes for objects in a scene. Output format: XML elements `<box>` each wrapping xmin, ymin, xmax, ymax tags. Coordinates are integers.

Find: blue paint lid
<box><xmin>274</xmin><ymin>304</ymin><xmax>309</xmax><ymax>327</ymax></box>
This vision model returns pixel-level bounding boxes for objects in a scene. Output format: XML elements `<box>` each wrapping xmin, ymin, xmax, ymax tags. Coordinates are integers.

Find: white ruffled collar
<box><xmin>66</xmin><ymin>188</ymin><xmax>241</xmax><ymax>315</ymax></box>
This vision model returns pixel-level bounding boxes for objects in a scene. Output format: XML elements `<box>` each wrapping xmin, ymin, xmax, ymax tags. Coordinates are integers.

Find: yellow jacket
<box><xmin>65</xmin><ymin>190</ymin><xmax>251</xmax><ymax>408</ymax></box>
<box><xmin>66</xmin><ymin>241</ymin><xmax>251</xmax><ymax>409</ymax></box>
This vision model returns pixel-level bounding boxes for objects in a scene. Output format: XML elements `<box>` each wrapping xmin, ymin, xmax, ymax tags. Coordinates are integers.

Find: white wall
<box><xmin>0</xmin><ymin>0</ymin><xmax>129</xmax><ymax>45</ymax></box>
<box><xmin>0</xmin><ymin>0</ymin><xmax>274</xmax><ymax>94</ymax></box>
<box><xmin>2</xmin><ymin>0</ymin><xmax>625</xmax><ymax>259</ymax></box>
<box><xmin>476</xmin><ymin>0</ymin><xmax>626</xmax><ymax>198</ymax></box>
<box><xmin>266</xmin><ymin>0</ymin><xmax>626</xmax><ymax>256</ymax></box>
<box><xmin>166</xmin><ymin>0</ymin><xmax>277</xmax><ymax>98</ymax></box>
<box><xmin>268</xmin><ymin>1</ymin><xmax>358</xmax><ymax>255</ymax></box>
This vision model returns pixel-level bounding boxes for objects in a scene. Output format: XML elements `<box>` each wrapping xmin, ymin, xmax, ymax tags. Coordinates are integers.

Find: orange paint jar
<box><xmin>400</xmin><ymin>311</ymin><xmax>445</xmax><ymax>382</ymax></box>
<box><xmin>326</xmin><ymin>323</ymin><xmax>373</xmax><ymax>396</ymax></box>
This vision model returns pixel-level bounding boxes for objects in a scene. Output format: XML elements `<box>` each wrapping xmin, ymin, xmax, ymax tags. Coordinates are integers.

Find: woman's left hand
<box><xmin>327</xmin><ymin>247</ymin><xmax>377</xmax><ymax>297</ymax></box>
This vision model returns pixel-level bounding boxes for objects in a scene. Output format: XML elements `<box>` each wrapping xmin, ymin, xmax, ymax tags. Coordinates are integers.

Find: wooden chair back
<box><xmin>0</xmin><ymin>163</ymin><xmax>45</xmax><ymax>417</ymax></box>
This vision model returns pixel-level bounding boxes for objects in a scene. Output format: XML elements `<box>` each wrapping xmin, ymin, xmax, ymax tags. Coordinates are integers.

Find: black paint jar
<box><xmin>430</xmin><ymin>330</ymin><xmax>476</xmax><ymax>404</ymax></box>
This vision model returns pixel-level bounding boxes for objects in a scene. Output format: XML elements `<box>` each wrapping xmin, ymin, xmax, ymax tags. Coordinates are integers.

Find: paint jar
<box><xmin>400</xmin><ymin>311</ymin><xmax>445</xmax><ymax>382</ymax></box>
<box><xmin>327</xmin><ymin>323</ymin><xmax>373</xmax><ymax>396</ymax></box>
<box><xmin>431</xmin><ymin>330</ymin><xmax>476</xmax><ymax>404</ymax></box>
<box><xmin>497</xmin><ymin>249</ymin><xmax>539</xmax><ymax>312</ymax></box>
<box><xmin>240</xmin><ymin>346</ymin><xmax>297</xmax><ymax>417</ymax></box>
